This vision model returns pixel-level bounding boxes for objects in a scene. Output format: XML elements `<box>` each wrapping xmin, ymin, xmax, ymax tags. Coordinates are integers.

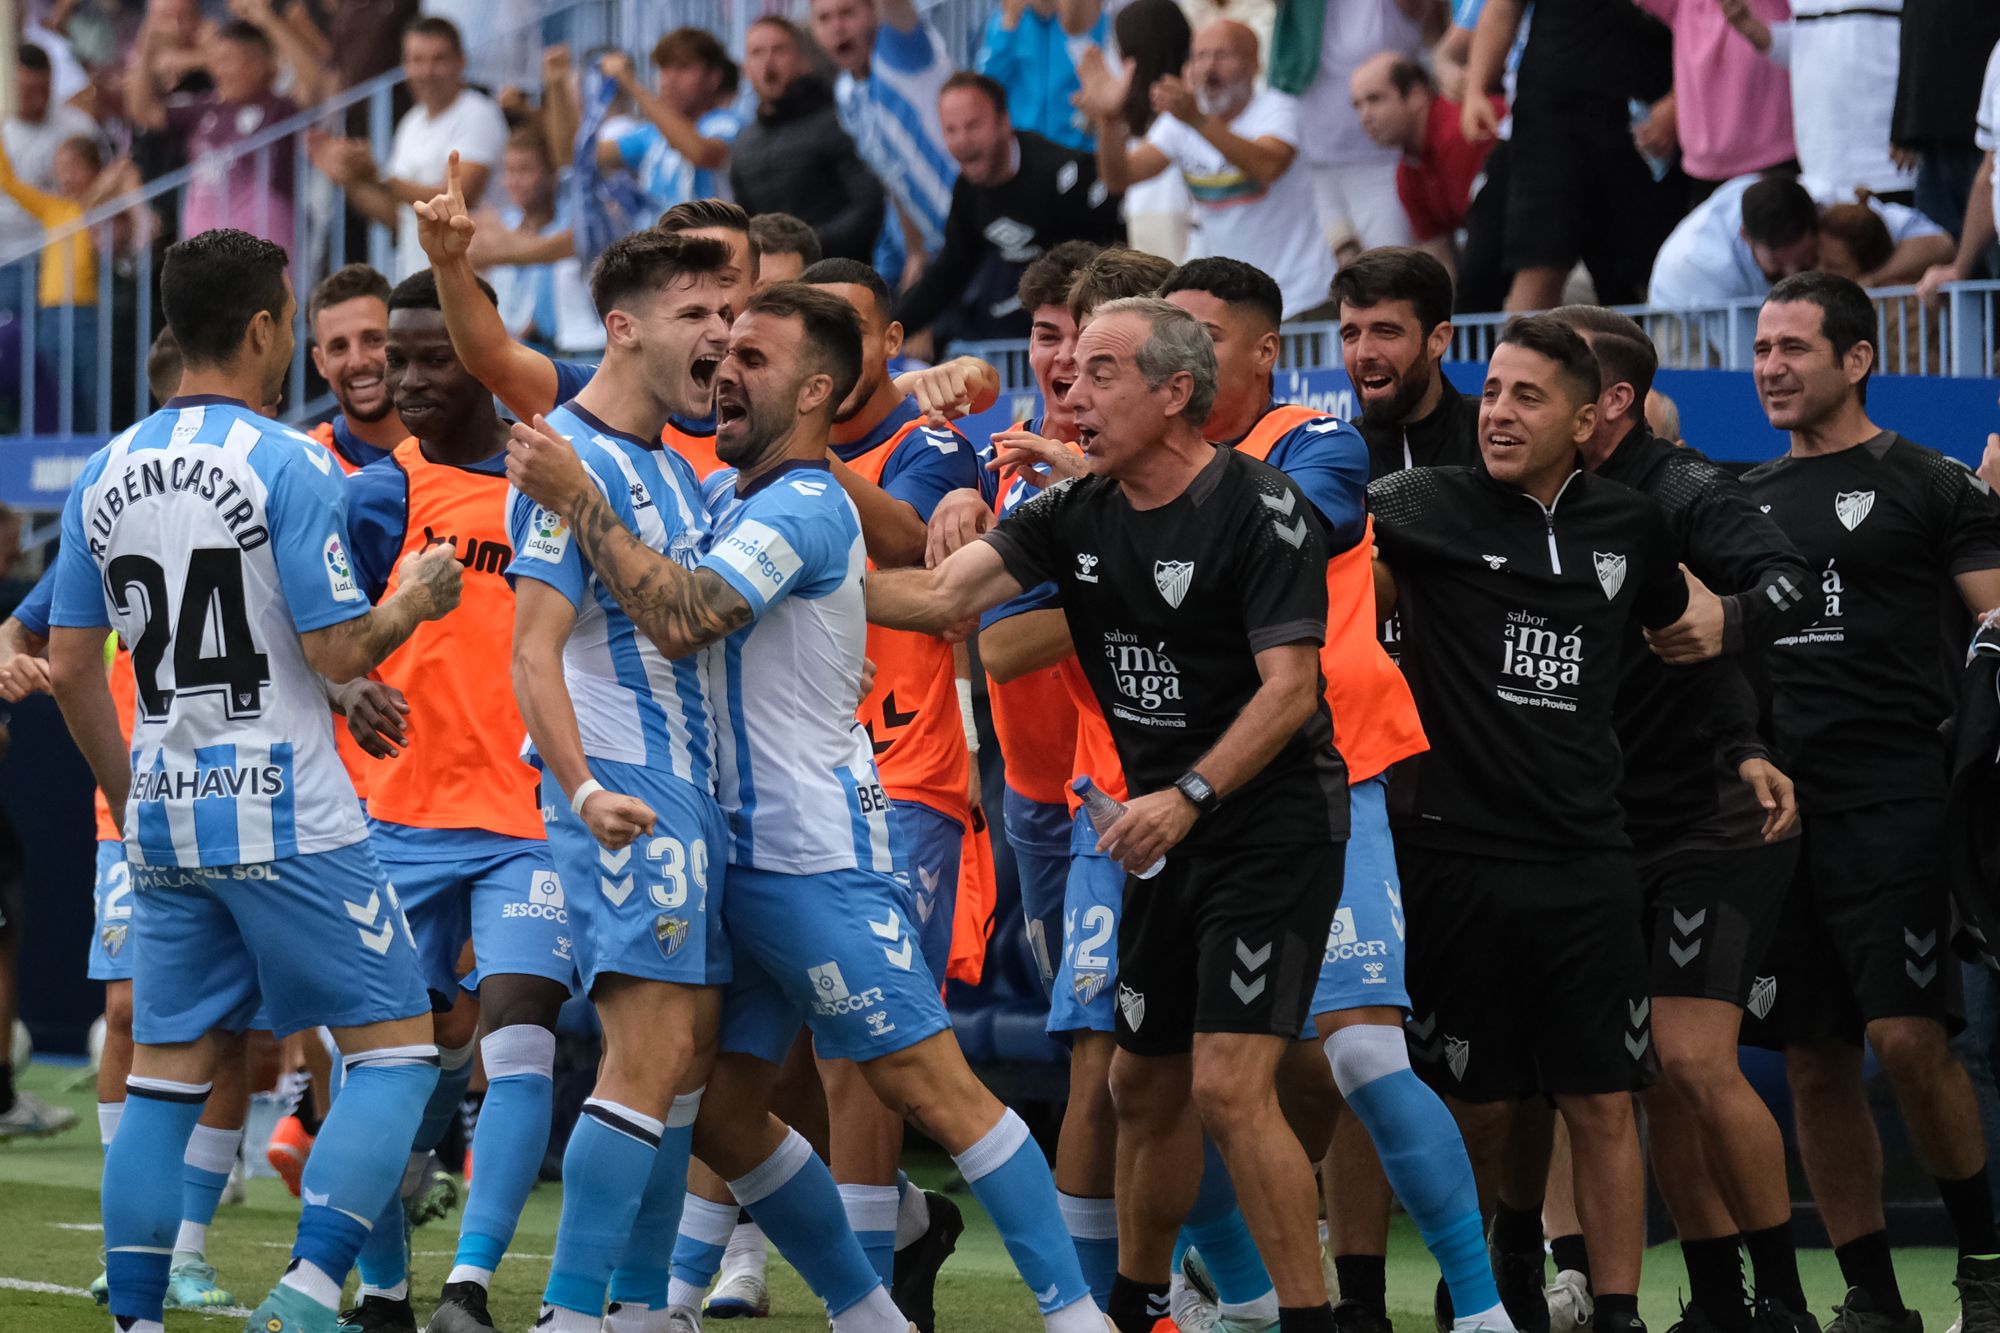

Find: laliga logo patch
<box><xmin>654</xmin><ymin>914</ymin><xmax>690</xmax><ymax>959</ymax></box>
<box><xmin>1593</xmin><ymin>551</ymin><xmax>1626</xmax><ymax>600</ymax></box>
<box><xmin>1153</xmin><ymin>559</ymin><xmax>1194</xmax><ymax>608</ymax></box>
<box><xmin>1835</xmin><ymin>489</ymin><xmax>1875</xmax><ymax>531</ymax></box>
<box><xmin>526</xmin><ymin>504</ymin><xmax>571</xmax><ymax>561</ymax></box>
<box><xmin>324</xmin><ymin>534</ymin><xmax>360</xmax><ymax>602</ymax></box>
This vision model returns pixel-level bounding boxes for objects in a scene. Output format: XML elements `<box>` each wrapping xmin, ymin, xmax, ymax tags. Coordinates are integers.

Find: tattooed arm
<box><xmin>300</xmin><ymin>542</ymin><xmax>463</xmax><ymax>683</ymax></box>
<box><xmin>507</xmin><ymin>415</ymin><xmax>753</xmax><ymax>659</ymax></box>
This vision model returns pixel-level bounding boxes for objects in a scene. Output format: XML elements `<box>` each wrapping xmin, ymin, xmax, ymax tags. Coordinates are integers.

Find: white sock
<box><xmin>1220</xmin><ymin>1291</ymin><xmax>1279</xmax><ymax>1326</ymax></box>
<box><xmin>359</xmin><ymin>1279</ymin><xmax>410</xmax><ymax>1302</ymax></box>
<box><xmin>828</xmin><ymin>1282</ymin><xmax>906</xmax><ymax>1333</ymax></box>
<box><xmin>172</xmin><ymin>1219</ymin><xmax>207</xmax><ymax>1262</ymax></box>
<box><xmin>445</xmin><ymin>1264</ymin><xmax>493</xmax><ymax>1288</ymax></box>
<box><xmin>667</xmin><ymin>1277</ymin><xmax>706</xmax><ymax>1309</ymax></box>
<box><xmin>1456</xmin><ymin>1301</ymin><xmax>1517</xmax><ymax>1332</ymax></box>
<box><xmin>720</xmin><ymin>1221</ymin><xmax>766</xmax><ymax>1276</ymax></box>
<box><xmin>535</xmin><ymin>1305</ymin><xmax>602</xmax><ymax>1333</ymax></box>
<box><xmin>894</xmin><ymin>1179</ymin><xmax>931</xmax><ymax>1249</ymax></box>
<box><xmin>1044</xmin><ymin>1294</ymin><xmax>1110</xmax><ymax>1333</ymax></box>
<box><xmin>112</xmin><ymin>1319</ymin><xmax>164</xmax><ymax>1333</ymax></box>
<box><xmin>97</xmin><ymin>1101</ymin><xmax>124</xmax><ymax>1147</ymax></box>
<box><xmin>278</xmin><ymin>1259</ymin><xmax>342</xmax><ymax>1308</ymax></box>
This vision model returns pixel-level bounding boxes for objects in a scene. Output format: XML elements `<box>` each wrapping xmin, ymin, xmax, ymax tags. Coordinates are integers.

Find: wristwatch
<box><xmin>1174</xmin><ymin>770</ymin><xmax>1220</xmax><ymax>816</ymax></box>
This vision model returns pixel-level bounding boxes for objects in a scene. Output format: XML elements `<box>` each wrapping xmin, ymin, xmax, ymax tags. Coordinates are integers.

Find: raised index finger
<box><xmin>446</xmin><ymin>150</ymin><xmax>464</xmax><ymax>206</ymax></box>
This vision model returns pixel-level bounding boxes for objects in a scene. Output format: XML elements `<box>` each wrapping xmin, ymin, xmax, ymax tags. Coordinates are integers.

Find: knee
<box><xmin>1556</xmin><ymin>1092</ymin><xmax>1635</xmax><ymax>1143</ymax></box>
<box><xmin>1109</xmin><ymin>1053</ymin><xmax>1187</xmax><ymax>1130</ymax></box>
<box><xmin>1869</xmin><ymin>1019</ymin><xmax>1953</xmax><ymax>1085</ymax></box>
<box><xmin>1190</xmin><ymin>1056</ymin><xmax>1276</xmax><ymax>1135</ymax></box>
<box><xmin>1655</xmin><ymin>1040</ymin><xmax>1735</xmax><ymax>1105</ymax></box>
<box><xmin>102</xmin><ymin>987</ymin><xmax>133</xmax><ymax>1038</ymax></box>
<box><xmin>1785</xmin><ymin>1042</ymin><xmax>1861</xmax><ymax>1104</ymax></box>
<box><xmin>476</xmin><ymin>979</ymin><xmax>566</xmax><ymax>1037</ymax></box>
<box><xmin>434</xmin><ymin>1000</ymin><xmax>481</xmax><ymax>1050</ymax></box>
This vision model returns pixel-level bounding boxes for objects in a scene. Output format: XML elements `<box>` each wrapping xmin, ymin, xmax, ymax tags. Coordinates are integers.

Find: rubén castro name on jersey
<box><xmin>85</xmin><ymin>454</ymin><xmax>272</xmax><ymax>557</ymax></box>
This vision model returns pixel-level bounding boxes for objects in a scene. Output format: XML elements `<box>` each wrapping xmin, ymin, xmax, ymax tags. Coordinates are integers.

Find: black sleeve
<box><xmin>1365</xmin><ymin>470</ymin><xmax>1433</xmax><ymax>566</ymax></box>
<box><xmin>1635</xmin><ymin>504</ymin><xmax>1693</xmax><ymax>630</ymax></box>
<box><xmin>1684</xmin><ymin>482</ymin><xmax>1814</xmax><ymax>653</ymax></box>
<box><xmin>1061</xmin><ymin>149</ymin><xmax>1125</xmax><ymax>245</ymax></box>
<box><xmin>1686</xmin><ymin>659</ymin><xmax>1772</xmax><ymax>771</ymax></box>
<box><xmin>1931</xmin><ymin>456</ymin><xmax>2000</xmax><ymax>577</ymax></box>
<box><xmin>894</xmin><ymin>181</ymin><xmax>980</xmax><ymax>335</ymax></box>
<box><xmin>819</xmin><ymin>129</ymin><xmax>888</xmax><ymax>263</ymax></box>
<box><xmin>981</xmin><ymin>478</ymin><xmax>1071</xmax><ymax>591</ymax></box>
<box><xmin>1239</xmin><ymin>473</ymin><xmax>1329</xmax><ymax>652</ymax></box>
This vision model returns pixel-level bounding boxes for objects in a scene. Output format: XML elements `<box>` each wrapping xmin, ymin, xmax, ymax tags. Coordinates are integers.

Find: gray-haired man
<box><xmin>867</xmin><ymin>297</ymin><xmax>1359</xmax><ymax>1333</ymax></box>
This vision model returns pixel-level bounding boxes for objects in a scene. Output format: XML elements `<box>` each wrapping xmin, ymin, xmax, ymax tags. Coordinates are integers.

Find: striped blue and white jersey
<box><xmin>616</xmin><ymin>107</ymin><xmax>744</xmax><ymax>213</ymax></box>
<box><xmin>506</xmin><ymin>401</ymin><xmax>718</xmax><ymax>790</ymax></box>
<box><xmin>835</xmin><ymin>19</ymin><xmax>958</xmax><ymax>255</ymax></box>
<box><xmin>47</xmin><ymin>396</ymin><xmax>370</xmax><ymax>867</ymax></box>
<box><xmin>698</xmin><ymin>461</ymin><xmax>892</xmax><ymax>875</ymax></box>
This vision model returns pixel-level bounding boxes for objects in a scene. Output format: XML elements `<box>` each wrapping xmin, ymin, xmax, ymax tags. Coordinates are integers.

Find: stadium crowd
<box><xmin>5</xmin><ymin>4</ymin><xmax>2000</xmax><ymax>1333</ymax></box>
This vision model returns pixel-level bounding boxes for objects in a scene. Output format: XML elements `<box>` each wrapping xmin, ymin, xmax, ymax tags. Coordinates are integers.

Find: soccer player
<box><xmin>1332</xmin><ymin>248</ymin><xmax>1479</xmax><ymax>481</ymax></box>
<box><xmin>308</xmin><ymin>263</ymin><xmax>409</xmax><ymax>472</ymax></box>
<box><xmin>1368</xmin><ymin>316</ymin><xmax>1696</xmax><ymax>1333</ymax></box>
<box><xmin>1546</xmin><ymin>303</ymin><xmax>1814</xmax><ymax>1333</ymax></box>
<box><xmin>507</xmin><ymin>280</ymin><xmax>1103</xmax><ymax>1333</ymax></box>
<box><xmin>328</xmin><ymin>268</ymin><xmax>582</xmax><ymax>1333</ymax></box>
<box><xmin>43</xmin><ymin>228</ymin><xmax>462</xmax><ymax>1333</ymax></box>
<box><xmin>1742</xmin><ymin>273</ymin><xmax>2000</xmax><ymax>1333</ymax></box>
<box><xmin>870</xmin><ymin>297</ymin><xmax>1350</xmax><ymax>1333</ymax></box>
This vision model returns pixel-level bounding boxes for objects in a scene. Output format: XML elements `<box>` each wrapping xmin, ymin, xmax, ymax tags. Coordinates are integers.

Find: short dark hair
<box><xmin>653</xmin><ymin>25</ymin><xmax>736</xmax><ymax>86</ymax></box>
<box><xmin>744</xmin><ymin>282</ymin><xmax>865</xmax><ymax>412</ymax></box>
<box><xmin>161</xmin><ymin>229</ymin><xmax>291</xmax><ymax>369</ymax></box>
<box><xmin>216</xmin><ymin>19</ymin><xmax>273</xmax><ymax>56</ymax></box>
<box><xmin>801</xmin><ymin>257</ymin><xmax>895</xmax><ymax>323</ymax></box>
<box><xmin>748</xmin><ymin>212</ymin><xmax>821</xmax><ymax>266</ymax></box>
<box><xmin>1159</xmin><ymin>256</ymin><xmax>1284</xmax><ymax>332</ymax></box>
<box><xmin>18</xmin><ymin>44</ymin><xmax>50</xmax><ymax>75</ymax></box>
<box><xmin>1819</xmin><ymin>203</ymin><xmax>1894</xmax><ymax>276</ymax></box>
<box><xmin>589</xmin><ymin>230</ymin><xmax>734</xmax><ymax>319</ymax></box>
<box><xmin>1068</xmin><ymin>246</ymin><xmax>1175</xmax><ymax>323</ymax></box>
<box><xmin>659</xmin><ymin>197</ymin><xmax>758</xmax><ymax>271</ymax></box>
<box><xmin>1332</xmin><ymin>246</ymin><xmax>1454</xmax><ymax>334</ymax></box>
<box><xmin>941</xmin><ymin>70</ymin><xmax>1007</xmax><ymax>117</ymax></box>
<box><xmin>1018</xmin><ymin>239</ymin><xmax>1101</xmax><ymax>313</ymax></box>
<box><xmin>308</xmin><ymin>263</ymin><xmax>391</xmax><ymax>331</ymax></box>
<box><xmin>1740</xmin><ymin>175</ymin><xmax>1818</xmax><ymax>250</ymax></box>
<box><xmin>1547</xmin><ymin>304</ymin><xmax>1657</xmax><ymax>402</ymax></box>
<box><xmin>1765</xmin><ymin>271</ymin><xmax>1877</xmax><ymax>399</ymax></box>
<box><xmin>1385</xmin><ymin>57</ymin><xmax>1434</xmax><ymax>97</ymax></box>
<box><xmin>1497</xmin><ymin>313</ymin><xmax>1601</xmax><ymax>405</ymax></box>
<box><xmin>747</xmin><ymin>15</ymin><xmax>805</xmax><ymax>49</ymax></box>
<box><xmin>147</xmin><ymin>327</ymin><xmax>183</xmax><ymax>407</ymax></box>
<box><xmin>389</xmin><ymin>266</ymin><xmax>497</xmax><ymax>313</ymax></box>
<box><xmin>404</xmin><ymin>16</ymin><xmax>464</xmax><ymax>54</ymax></box>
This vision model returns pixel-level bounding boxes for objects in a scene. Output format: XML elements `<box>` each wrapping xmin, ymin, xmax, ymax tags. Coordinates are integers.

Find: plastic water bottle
<box><xmin>1072</xmin><ymin>776</ymin><xmax>1165</xmax><ymax>879</ymax></box>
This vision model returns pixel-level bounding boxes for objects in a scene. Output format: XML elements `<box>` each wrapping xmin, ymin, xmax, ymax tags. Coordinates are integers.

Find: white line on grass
<box><xmin>0</xmin><ymin>1275</ymin><xmax>251</xmax><ymax>1319</ymax></box>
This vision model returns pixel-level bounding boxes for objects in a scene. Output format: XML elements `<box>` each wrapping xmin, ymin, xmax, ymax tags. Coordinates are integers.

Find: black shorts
<box><xmin>1114</xmin><ymin>840</ymin><xmax>1343</xmax><ymax>1057</ymax></box>
<box><xmin>1640</xmin><ymin>840</ymin><xmax>1798</xmax><ymax>1008</ymax></box>
<box><xmin>1745</xmin><ymin>799</ymin><xmax>1959</xmax><ymax>1047</ymax></box>
<box><xmin>1401</xmin><ymin>843</ymin><xmax>1654</xmax><ymax>1102</ymax></box>
<box><xmin>1502</xmin><ymin>99</ymin><xmax>1675</xmax><ymax>302</ymax></box>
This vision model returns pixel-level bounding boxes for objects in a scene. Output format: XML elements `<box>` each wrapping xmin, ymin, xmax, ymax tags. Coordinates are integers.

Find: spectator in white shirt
<box><xmin>1083</xmin><ymin>20</ymin><xmax>1334</xmax><ymax>318</ymax></box>
<box><xmin>309</xmin><ymin>16</ymin><xmax>509</xmax><ymax>280</ymax></box>
<box><xmin>1648</xmin><ymin>172</ymin><xmax>1950</xmax><ymax>307</ymax></box>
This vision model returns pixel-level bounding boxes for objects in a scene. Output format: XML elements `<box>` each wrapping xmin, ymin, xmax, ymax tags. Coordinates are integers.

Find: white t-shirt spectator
<box><xmin>1977</xmin><ymin>40</ymin><xmax>2000</xmax><ymax>232</ymax></box>
<box><xmin>386</xmin><ymin>88</ymin><xmax>509</xmax><ymax>279</ymax></box>
<box><xmin>1296</xmin><ymin>0</ymin><xmax>1423</xmax><ymax>167</ymax></box>
<box><xmin>1647</xmin><ymin>172</ymin><xmax>1944</xmax><ymax>307</ymax></box>
<box><xmin>1768</xmin><ymin>1</ymin><xmax>1907</xmax><ymax>201</ymax></box>
<box><xmin>1146</xmin><ymin>89</ymin><xmax>1332</xmax><ymax>317</ymax></box>
<box><xmin>0</xmin><ymin>104</ymin><xmax>101</xmax><ymax>256</ymax></box>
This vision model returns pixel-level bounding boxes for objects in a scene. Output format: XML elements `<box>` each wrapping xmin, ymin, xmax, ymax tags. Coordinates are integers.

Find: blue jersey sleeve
<box><xmin>505</xmin><ymin>486</ymin><xmax>589</xmax><ymax>608</ymax></box>
<box><xmin>344</xmin><ymin>460</ymin><xmax>410</xmax><ymax>604</ymax></box>
<box><xmin>260</xmin><ymin>436</ymin><xmax>372</xmax><ymax>633</ymax></box>
<box><xmin>48</xmin><ymin>464</ymin><xmax>110</xmax><ymax>629</ymax></box>
<box><xmin>876</xmin><ymin>16</ymin><xmax>943</xmax><ymax>73</ymax></box>
<box><xmin>972</xmin><ymin>438</ymin><xmax>1004</xmax><ymax>506</ymax></box>
<box><xmin>615</xmin><ymin>125</ymin><xmax>658</xmax><ymax>172</ymax></box>
<box><xmin>880</xmin><ymin>426</ymin><xmax>979</xmax><ymax>523</ymax></box>
<box><xmin>12</xmin><ymin>566</ymin><xmax>55</xmax><ymax>637</ymax></box>
<box><xmin>552</xmin><ymin>358</ymin><xmax>597</xmax><ymax>406</ymax></box>
<box><xmin>698</xmin><ymin>476</ymin><xmax>853</xmax><ymax>620</ymax></box>
<box><xmin>1265</xmin><ymin>417</ymin><xmax>1370</xmax><ymax>555</ymax></box>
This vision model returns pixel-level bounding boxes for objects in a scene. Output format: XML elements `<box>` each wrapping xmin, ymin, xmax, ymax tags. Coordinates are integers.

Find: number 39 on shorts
<box><xmin>644</xmin><ymin>836</ymin><xmax>708</xmax><ymax>910</ymax></box>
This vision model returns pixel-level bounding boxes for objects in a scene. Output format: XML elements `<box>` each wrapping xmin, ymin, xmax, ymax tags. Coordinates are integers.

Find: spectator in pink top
<box><xmin>1635</xmin><ymin>0</ymin><xmax>1797</xmax><ymax>207</ymax></box>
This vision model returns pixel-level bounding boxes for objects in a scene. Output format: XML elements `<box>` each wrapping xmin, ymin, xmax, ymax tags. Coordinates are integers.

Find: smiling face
<box><xmin>312</xmin><ymin>294</ymin><xmax>393</xmax><ymax>424</ymax></box>
<box><xmin>1027</xmin><ymin>302</ymin><xmax>1081</xmax><ymax>435</ymax></box>
<box><xmin>1340</xmin><ymin>296</ymin><xmax>1440</xmax><ymax>426</ymax></box>
<box><xmin>387</xmin><ymin>306</ymin><xmax>485</xmax><ymax>442</ymax></box>
<box><xmin>713</xmin><ymin>309</ymin><xmax>816</xmax><ymax>466</ymax></box>
<box><xmin>1064</xmin><ymin>311</ymin><xmax>1180</xmax><ymax>477</ymax></box>
<box><xmin>1478</xmin><ymin>341</ymin><xmax>1594</xmax><ymax>495</ymax></box>
<box><xmin>1753</xmin><ymin>299</ymin><xmax>1865</xmax><ymax>433</ymax></box>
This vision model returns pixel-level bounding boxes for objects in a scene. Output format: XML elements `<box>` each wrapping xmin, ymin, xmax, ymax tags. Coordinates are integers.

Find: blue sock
<box><xmin>840</xmin><ymin>1183</ymin><xmax>899</xmax><ymax>1287</ymax></box>
<box><xmin>955</xmin><ymin>1109</ymin><xmax>1092</xmax><ymax>1315</ymax></box>
<box><xmin>292</xmin><ymin>1047</ymin><xmax>440</xmax><ymax>1293</ymax></box>
<box><xmin>453</xmin><ymin>1025</ymin><xmax>556</xmax><ymax>1281</ymax></box>
<box><xmin>608</xmin><ymin>1091</ymin><xmax>701</xmax><ymax>1310</ymax></box>
<box><xmin>669</xmin><ymin>1193</ymin><xmax>738</xmax><ymax>1296</ymax></box>
<box><xmin>177</xmin><ymin>1124</ymin><xmax>240</xmax><ymax>1255</ymax></box>
<box><xmin>354</xmin><ymin>1171</ymin><xmax>412</xmax><ymax>1294</ymax></box>
<box><xmin>733</xmin><ymin>1128</ymin><xmax>881</xmax><ymax>1317</ymax></box>
<box><xmin>1341</xmin><ymin>1034</ymin><xmax>1500</xmax><ymax>1317</ymax></box>
<box><xmin>1059</xmin><ymin>1192</ymin><xmax>1118</xmax><ymax>1305</ymax></box>
<box><xmin>417</xmin><ymin>1040</ymin><xmax>476</xmax><ymax>1153</ymax></box>
<box><xmin>103</xmin><ymin>1079</ymin><xmax>208</xmax><ymax>1322</ymax></box>
<box><xmin>1181</xmin><ymin>1136</ymin><xmax>1274</xmax><ymax>1307</ymax></box>
<box><xmin>356</xmin><ymin>1039</ymin><xmax>473</xmax><ymax>1294</ymax></box>
<box><xmin>544</xmin><ymin>1099</ymin><xmax>662</xmax><ymax>1315</ymax></box>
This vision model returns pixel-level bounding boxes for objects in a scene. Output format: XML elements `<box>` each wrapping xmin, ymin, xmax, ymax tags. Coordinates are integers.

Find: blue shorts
<box><xmin>894</xmin><ymin>799</ymin><xmax>962</xmax><ymax>983</ymax></box>
<box><xmin>1310</xmin><ymin>776</ymin><xmax>1411</xmax><ymax>1016</ymax></box>
<box><xmin>127</xmin><ymin>840</ymin><xmax>431</xmax><ymax>1044</ymax></box>
<box><xmin>1047</xmin><ymin>808</ymin><xmax>1124</xmax><ymax>1037</ymax></box>
<box><xmin>718</xmin><ymin>863</ymin><xmax>952</xmax><ymax>1065</ymax></box>
<box><xmin>541</xmin><ymin>759</ymin><xmax>729</xmax><ymax>993</ymax></box>
<box><xmin>371</xmin><ymin>822</ymin><xmax>578</xmax><ymax>1003</ymax></box>
<box><xmin>89</xmin><ymin>840</ymin><xmax>134</xmax><ymax>982</ymax></box>
<box><xmin>1004</xmin><ymin>788</ymin><xmax>1072</xmax><ymax>994</ymax></box>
